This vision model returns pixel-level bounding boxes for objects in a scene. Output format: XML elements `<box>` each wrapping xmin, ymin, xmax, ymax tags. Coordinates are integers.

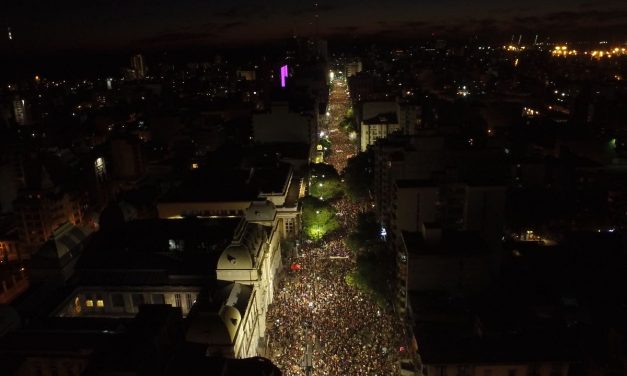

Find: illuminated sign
<box><xmin>280</xmin><ymin>65</ymin><xmax>288</xmax><ymax>88</ymax></box>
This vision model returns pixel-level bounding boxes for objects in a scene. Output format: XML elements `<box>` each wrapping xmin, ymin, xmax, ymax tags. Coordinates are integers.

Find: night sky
<box><xmin>4</xmin><ymin>0</ymin><xmax>627</xmax><ymax>53</ymax></box>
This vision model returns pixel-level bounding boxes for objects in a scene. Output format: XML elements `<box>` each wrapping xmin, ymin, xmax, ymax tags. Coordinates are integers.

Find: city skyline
<box><xmin>1</xmin><ymin>1</ymin><xmax>626</xmax><ymax>375</ymax></box>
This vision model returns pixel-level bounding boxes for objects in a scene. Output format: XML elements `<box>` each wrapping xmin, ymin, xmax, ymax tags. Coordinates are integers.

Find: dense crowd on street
<box><xmin>266</xmin><ymin>79</ymin><xmax>403</xmax><ymax>375</ymax></box>
<box><xmin>267</xmin><ymin>237</ymin><xmax>401</xmax><ymax>375</ymax></box>
<box><xmin>323</xmin><ymin>81</ymin><xmax>354</xmax><ymax>173</ymax></box>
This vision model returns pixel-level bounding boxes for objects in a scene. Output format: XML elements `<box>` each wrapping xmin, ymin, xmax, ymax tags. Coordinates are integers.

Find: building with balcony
<box><xmin>53</xmin><ymin>199</ymin><xmax>286</xmax><ymax>359</ymax></box>
<box><xmin>14</xmin><ymin>189</ymin><xmax>86</xmax><ymax>258</ymax></box>
<box><xmin>397</xmin><ymin>228</ymin><xmax>491</xmax><ymax>309</ymax></box>
<box><xmin>157</xmin><ymin>163</ymin><xmax>301</xmax><ymax>240</ymax></box>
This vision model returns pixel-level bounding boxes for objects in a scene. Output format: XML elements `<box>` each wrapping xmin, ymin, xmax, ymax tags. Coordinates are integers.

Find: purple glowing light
<box><xmin>280</xmin><ymin>65</ymin><xmax>288</xmax><ymax>88</ymax></box>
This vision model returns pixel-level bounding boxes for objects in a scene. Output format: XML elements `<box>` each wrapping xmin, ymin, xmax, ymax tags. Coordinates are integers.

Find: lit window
<box><xmin>96</xmin><ymin>299</ymin><xmax>104</xmax><ymax>307</ymax></box>
<box><xmin>85</xmin><ymin>299</ymin><xmax>94</xmax><ymax>307</ymax></box>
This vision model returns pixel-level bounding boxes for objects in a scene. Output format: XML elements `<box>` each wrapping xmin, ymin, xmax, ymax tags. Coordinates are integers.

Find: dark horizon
<box><xmin>3</xmin><ymin>0</ymin><xmax>627</xmax><ymax>56</ymax></box>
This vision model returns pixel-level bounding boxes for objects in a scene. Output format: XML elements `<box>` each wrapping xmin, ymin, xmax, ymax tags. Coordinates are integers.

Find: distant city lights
<box><xmin>522</xmin><ymin>107</ymin><xmax>541</xmax><ymax>117</ymax></box>
<box><xmin>552</xmin><ymin>45</ymin><xmax>626</xmax><ymax>59</ymax></box>
<box><xmin>504</xmin><ymin>45</ymin><xmax>525</xmax><ymax>52</ymax></box>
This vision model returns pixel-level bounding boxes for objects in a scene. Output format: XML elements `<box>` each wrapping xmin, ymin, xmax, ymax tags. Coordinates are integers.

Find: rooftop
<box><xmin>76</xmin><ymin>218</ymin><xmax>240</xmax><ymax>283</ymax></box>
<box><xmin>161</xmin><ymin>163</ymin><xmax>292</xmax><ymax>202</ymax></box>
<box><xmin>250</xmin><ymin>142</ymin><xmax>310</xmax><ymax>161</ymax></box>
<box><xmin>409</xmin><ymin>293</ymin><xmax>579</xmax><ymax>365</ymax></box>
<box><xmin>415</xmin><ymin>320</ymin><xmax>577</xmax><ymax>365</ymax></box>
<box><xmin>363</xmin><ymin>111</ymin><xmax>398</xmax><ymax>125</ymax></box>
<box><xmin>395</xmin><ymin>179</ymin><xmax>435</xmax><ymax>189</ymax></box>
<box><xmin>402</xmin><ymin>230</ymin><xmax>488</xmax><ymax>256</ymax></box>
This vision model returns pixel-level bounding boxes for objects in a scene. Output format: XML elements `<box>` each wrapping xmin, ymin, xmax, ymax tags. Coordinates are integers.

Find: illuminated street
<box><xmin>266</xmin><ymin>75</ymin><xmax>403</xmax><ymax>375</ymax></box>
<box><xmin>323</xmin><ymin>76</ymin><xmax>355</xmax><ymax>172</ymax></box>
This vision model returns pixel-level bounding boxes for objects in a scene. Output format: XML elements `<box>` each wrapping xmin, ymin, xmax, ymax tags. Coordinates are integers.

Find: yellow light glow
<box><xmin>191</xmin><ymin>163</ymin><xmax>199</xmax><ymax>169</ymax></box>
<box><xmin>96</xmin><ymin>299</ymin><xmax>104</xmax><ymax>307</ymax></box>
<box><xmin>86</xmin><ymin>300</ymin><xmax>94</xmax><ymax>307</ymax></box>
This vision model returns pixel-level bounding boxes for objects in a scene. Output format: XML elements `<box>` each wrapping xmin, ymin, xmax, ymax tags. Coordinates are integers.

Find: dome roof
<box><xmin>185</xmin><ymin>311</ymin><xmax>233</xmax><ymax>346</ymax></box>
<box><xmin>245</xmin><ymin>200</ymin><xmax>277</xmax><ymax>222</ymax></box>
<box><xmin>219</xmin><ymin>305</ymin><xmax>241</xmax><ymax>342</ymax></box>
<box><xmin>217</xmin><ymin>244</ymin><xmax>253</xmax><ymax>269</ymax></box>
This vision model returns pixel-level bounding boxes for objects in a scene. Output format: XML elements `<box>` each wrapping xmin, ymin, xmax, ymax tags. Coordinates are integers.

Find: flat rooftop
<box><xmin>76</xmin><ymin>218</ymin><xmax>240</xmax><ymax>283</ymax></box>
<box><xmin>161</xmin><ymin>163</ymin><xmax>291</xmax><ymax>202</ymax></box>
<box><xmin>415</xmin><ymin>320</ymin><xmax>577</xmax><ymax>364</ymax></box>
<box><xmin>402</xmin><ymin>230</ymin><xmax>488</xmax><ymax>256</ymax></box>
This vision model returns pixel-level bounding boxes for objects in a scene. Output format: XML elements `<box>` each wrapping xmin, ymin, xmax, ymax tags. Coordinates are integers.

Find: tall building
<box><xmin>346</xmin><ymin>60</ymin><xmax>362</xmax><ymax>77</ymax></box>
<box><xmin>54</xmin><ymin>200</ymin><xmax>286</xmax><ymax>359</ymax></box>
<box><xmin>372</xmin><ymin>132</ymin><xmax>507</xmax><ymax>312</ymax></box>
<box><xmin>12</xmin><ymin>97</ymin><xmax>27</xmax><ymax>126</ymax></box>
<box><xmin>130</xmin><ymin>54</ymin><xmax>146</xmax><ymax>80</ymax></box>
<box><xmin>110</xmin><ymin>136</ymin><xmax>145</xmax><ymax>181</ymax></box>
<box><xmin>374</xmin><ymin>132</ymin><xmax>507</xmax><ymax>243</ymax></box>
<box><xmin>252</xmin><ymin>101</ymin><xmax>317</xmax><ymax>159</ymax></box>
<box><xmin>0</xmin><ymin>150</ymin><xmax>18</xmax><ymax>213</ymax></box>
<box><xmin>13</xmin><ymin>189</ymin><xmax>86</xmax><ymax>258</ymax></box>
<box><xmin>358</xmin><ymin>101</ymin><xmax>400</xmax><ymax>151</ymax></box>
<box><xmin>360</xmin><ymin>112</ymin><xmax>400</xmax><ymax>152</ymax></box>
<box><xmin>397</xmin><ymin>100</ymin><xmax>422</xmax><ymax>135</ymax></box>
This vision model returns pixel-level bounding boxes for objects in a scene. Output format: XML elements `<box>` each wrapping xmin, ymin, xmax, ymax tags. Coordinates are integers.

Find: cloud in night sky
<box><xmin>3</xmin><ymin>0</ymin><xmax>626</xmax><ymax>53</ymax></box>
<box><xmin>138</xmin><ymin>31</ymin><xmax>217</xmax><ymax>46</ymax></box>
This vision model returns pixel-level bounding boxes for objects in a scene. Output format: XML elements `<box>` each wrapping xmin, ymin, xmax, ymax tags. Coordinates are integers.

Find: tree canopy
<box><xmin>301</xmin><ymin>196</ymin><xmax>340</xmax><ymax>241</ymax></box>
<box><xmin>309</xmin><ymin>163</ymin><xmax>343</xmax><ymax>200</ymax></box>
<box><xmin>342</xmin><ymin>150</ymin><xmax>373</xmax><ymax>201</ymax></box>
<box><xmin>319</xmin><ymin>137</ymin><xmax>332</xmax><ymax>158</ymax></box>
<box><xmin>344</xmin><ymin>211</ymin><xmax>392</xmax><ymax>308</ymax></box>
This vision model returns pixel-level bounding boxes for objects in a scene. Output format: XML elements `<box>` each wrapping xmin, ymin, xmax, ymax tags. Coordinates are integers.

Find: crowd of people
<box><xmin>323</xmin><ymin>80</ymin><xmax>354</xmax><ymax>173</ymax></box>
<box><xmin>267</xmin><ymin>238</ymin><xmax>401</xmax><ymax>375</ymax></box>
<box><xmin>266</xmin><ymin>79</ymin><xmax>403</xmax><ymax>375</ymax></box>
